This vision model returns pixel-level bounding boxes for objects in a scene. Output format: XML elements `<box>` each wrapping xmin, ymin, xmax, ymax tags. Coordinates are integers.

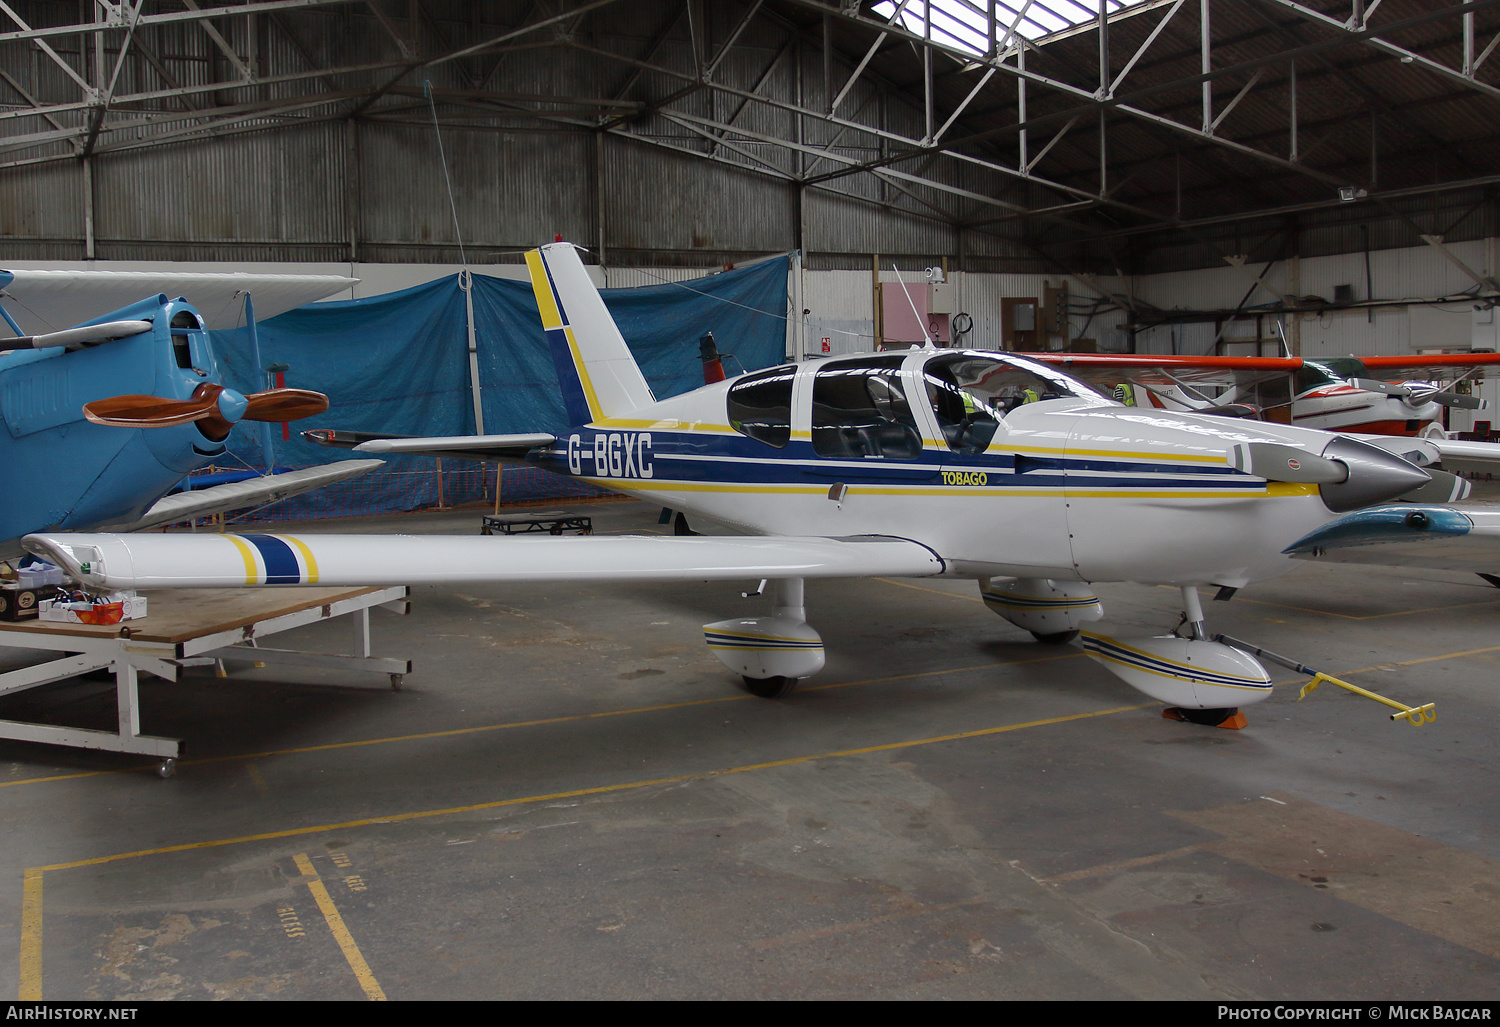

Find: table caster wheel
<box><xmin>390</xmin><ymin>674</ymin><xmax>403</xmax><ymax>691</ymax></box>
<box><xmin>158</xmin><ymin>759</ymin><xmax>176</xmax><ymax>779</ymax></box>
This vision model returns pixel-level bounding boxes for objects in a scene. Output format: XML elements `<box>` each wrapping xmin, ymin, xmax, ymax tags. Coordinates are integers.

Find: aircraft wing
<box><xmin>1357</xmin><ymin>353</ymin><xmax>1500</xmax><ymax>381</ymax></box>
<box><xmin>98</xmin><ymin>460</ymin><xmax>384</xmax><ymax>533</ymax></box>
<box><xmin>0</xmin><ymin>319</ymin><xmax>152</xmax><ymax>352</ymax></box>
<box><xmin>1282</xmin><ymin>504</ymin><xmax>1500</xmax><ymax>572</ymax></box>
<box><xmin>0</xmin><ymin>269</ymin><xmax>356</xmax><ymax>333</ymax></box>
<box><xmin>1028</xmin><ymin>353</ymin><xmax>1302</xmax><ymax>391</ymax></box>
<box><xmin>21</xmin><ymin>532</ymin><xmax>945</xmax><ymax>590</ymax></box>
<box><xmin>304</xmin><ymin>429</ymin><xmax>556</xmax><ymax>464</ymax></box>
<box><xmin>1351</xmin><ymin>434</ymin><xmax>1500</xmax><ymax>470</ymax></box>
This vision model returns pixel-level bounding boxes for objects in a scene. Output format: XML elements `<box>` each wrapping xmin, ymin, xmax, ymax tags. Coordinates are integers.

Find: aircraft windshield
<box><xmin>1296</xmin><ymin>357</ymin><xmax>1368</xmax><ymax>394</ymax></box>
<box><xmin>923</xmin><ymin>354</ymin><xmax>1097</xmax><ymax>454</ymax></box>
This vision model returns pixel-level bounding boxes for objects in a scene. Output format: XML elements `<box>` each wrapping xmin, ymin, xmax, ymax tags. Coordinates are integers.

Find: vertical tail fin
<box><xmin>526</xmin><ymin>242</ymin><xmax>654</xmax><ymax>424</ymax></box>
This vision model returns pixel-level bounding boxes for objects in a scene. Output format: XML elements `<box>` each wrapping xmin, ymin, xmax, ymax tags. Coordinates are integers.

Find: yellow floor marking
<box><xmin>15</xmin><ymin>699</ymin><xmax>1149</xmax><ymax>998</ymax></box>
<box><xmin>1236</xmin><ymin>594</ymin><xmax>1500</xmax><ymax>621</ymax></box>
<box><xmin>875</xmin><ymin>577</ymin><xmax>984</xmax><ymax>603</ymax></box>
<box><xmin>0</xmin><ymin>655</ymin><xmax>1082</xmax><ymax>789</ymax></box>
<box><xmin>1040</xmin><ymin>843</ymin><xmax>1208</xmax><ymax>884</ymax></box>
<box><xmin>30</xmin><ymin>700</ymin><xmax>1153</xmax><ymax>876</ymax></box>
<box><xmin>293</xmin><ymin>853</ymin><xmax>385</xmax><ymax>1001</ymax></box>
<box><xmin>18</xmin><ymin>868</ymin><xmax>42</xmax><ymax>1001</ymax></box>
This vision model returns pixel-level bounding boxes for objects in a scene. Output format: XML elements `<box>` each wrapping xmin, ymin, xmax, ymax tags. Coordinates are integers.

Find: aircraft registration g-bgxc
<box><xmin>25</xmin><ymin>243</ymin><xmax>1500</xmax><ymax>727</ymax></box>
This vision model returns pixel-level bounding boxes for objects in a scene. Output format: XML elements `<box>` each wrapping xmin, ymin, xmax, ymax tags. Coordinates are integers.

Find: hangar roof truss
<box><xmin>2</xmin><ymin>1</ymin><xmax>1497</xmax><ymax>270</ymax></box>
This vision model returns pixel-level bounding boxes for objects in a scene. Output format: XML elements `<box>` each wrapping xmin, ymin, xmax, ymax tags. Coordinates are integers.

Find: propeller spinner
<box><xmin>84</xmin><ymin>383</ymin><xmax>328</xmax><ymax>441</ymax></box>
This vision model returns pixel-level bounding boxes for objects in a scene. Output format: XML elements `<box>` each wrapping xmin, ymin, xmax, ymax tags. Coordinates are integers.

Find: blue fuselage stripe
<box><xmin>241</xmin><ymin>534</ymin><xmax>301</xmax><ymax>584</ymax></box>
<box><xmin>532</xmin><ymin>428</ymin><xmax>1259</xmax><ymax>492</ymax></box>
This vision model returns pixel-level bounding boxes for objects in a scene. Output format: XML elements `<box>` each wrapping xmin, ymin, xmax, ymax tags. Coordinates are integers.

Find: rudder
<box><xmin>526</xmin><ymin>243</ymin><xmax>654</xmax><ymax>424</ymax></box>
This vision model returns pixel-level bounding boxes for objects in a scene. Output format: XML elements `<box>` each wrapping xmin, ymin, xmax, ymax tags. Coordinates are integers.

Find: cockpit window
<box><xmin>811</xmin><ymin>355</ymin><xmax>922</xmax><ymax>459</ymax></box>
<box><xmin>727</xmin><ymin>365</ymin><xmax>794</xmax><ymax>448</ymax></box>
<box><xmin>924</xmin><ymin>354</ymin><xmax>1097</xmax><ymax>454</ymax></box>
<box><xmin>1297</xmin><ymin>357</ymin><xmax>1367</xmax><ymax>394</ymax></box>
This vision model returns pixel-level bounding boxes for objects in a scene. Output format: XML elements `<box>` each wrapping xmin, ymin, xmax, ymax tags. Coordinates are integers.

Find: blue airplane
<box><xmin>0</xmin><ymin>270</ymin><xmax>376</xmax><ymax>562</ymax></box>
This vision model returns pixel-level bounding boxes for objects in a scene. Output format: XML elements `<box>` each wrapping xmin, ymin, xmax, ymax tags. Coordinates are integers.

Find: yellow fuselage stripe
<box><xmin>281</xmin><ymin>535</ymin><xmax>320</xmax><ymax>585</ymax></box>
<box><xmin>225</xmin><ymin>535</ymin><xmax>259</xmax><ymax>584</ymax></box>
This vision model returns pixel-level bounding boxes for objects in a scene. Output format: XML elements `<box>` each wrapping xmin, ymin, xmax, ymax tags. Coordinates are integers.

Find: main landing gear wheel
<box><xmin>1031</xmin><ymin>629</ymin><xmax>1079</xmax><ymax>645</ymax></box>
<box><xmin>1162</xmin><ymin>707</ymin><xmax>1247</xmax><ymax>729</ymax></box>
<box><xmin>743</xmin><ymin>675</ymin><xmax>797</xmax><ymax>698</ymax></box>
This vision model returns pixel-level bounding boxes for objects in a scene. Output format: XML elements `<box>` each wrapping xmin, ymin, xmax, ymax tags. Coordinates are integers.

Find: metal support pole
<box><xmin>791</xmin><ymin>244</ymin><xmax>804</xmax><ymax>361</ymax></box>
<box><xmin>1288</xmin><ymin>59</ymin><xmax>1298</xmax><ymax>162</ymax></box>
<box><xmin>596</xmin><ymin>130</ymin><xmax>607</xmax><ymax>265</ymax></box>
<box><xmin>1097</xmin><ymin>0</ymin><xmax>1108</xmax><ymax>99</ymax></box>
<box><xmin>1017</xmin><ymin>44</ymin><xmax>1028</xmax><ymax>173</ymax></box>
<box><xmin>1201</xmin><ymin>0</ymin><xmax>1212</xmax><ymax>133</ymax></box>
<box><xmin>1464</xmin><ymin>9</ymin><xmax>1475</xmax><ymax>76</ymax></box>
<box><xmin>460</xmin><ymin>268</ymin><xmax>484</xmax><ymax>435</ymax></box>
<box><xmin>81</xmin><ymin>155</ymin><xmax>94</xmax><ymax>259</ymax></box>
<box><xmin>345</xmin><ymin>119</ymin><xmax>359</xmax><ymax>263</ymax></box>
<box><xmin>922</xmin><ymin>3</ymin><xmax>933</xmax><ymax>143</ymax></box>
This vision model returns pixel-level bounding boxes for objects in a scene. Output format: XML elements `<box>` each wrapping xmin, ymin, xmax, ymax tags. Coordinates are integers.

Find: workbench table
<box><xmin>0</xmin><ymin>585</ymin><xmax>410</xmax><ymax>774</ymax></box>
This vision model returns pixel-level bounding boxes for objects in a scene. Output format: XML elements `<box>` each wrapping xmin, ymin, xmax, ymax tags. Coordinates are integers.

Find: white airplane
<box><xmin>24</xmin><ymin>244</ymin><xmax>1500</xmax><ymax>728</ymax></box>
<box><xmin>1030</xmin><ymin>352</ymin><xmax>1499</xmax><ymax>439</ymax></box>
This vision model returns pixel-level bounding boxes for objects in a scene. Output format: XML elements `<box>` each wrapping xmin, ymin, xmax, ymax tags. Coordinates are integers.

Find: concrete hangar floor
<box><xmin>0</xmin><ymin>498</ymin><xmax>1497</xmax><ymax>1001</ymax></box>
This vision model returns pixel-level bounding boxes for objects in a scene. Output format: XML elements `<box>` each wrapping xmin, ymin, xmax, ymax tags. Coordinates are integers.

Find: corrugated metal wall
<box><xmin>1132</xmin><ymin>240</ymin><xmax>1493</xmax><ymax>357</ymax></box>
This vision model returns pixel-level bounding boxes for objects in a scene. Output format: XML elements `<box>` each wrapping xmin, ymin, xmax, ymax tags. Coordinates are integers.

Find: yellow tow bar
<box><xmin>1214</xmin><ymin>633</ymin><xmax>1435</xmax><ymax>726</ymax></box>
<box><xmin>1297</xmin><ymin>672</ymin><xmax>1436</xmax><ymax>726</ymax></box>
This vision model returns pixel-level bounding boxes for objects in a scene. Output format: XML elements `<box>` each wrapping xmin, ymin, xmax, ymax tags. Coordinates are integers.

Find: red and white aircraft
<box><xmin>23</xmin><ymin>245</ymin><xmax>1500</xmax><ymax>728</ymax></box>
<box><xmin>1029</xmin><ymin>352</ymin><xmax>1500</xmax><ymax>440</ymax></box>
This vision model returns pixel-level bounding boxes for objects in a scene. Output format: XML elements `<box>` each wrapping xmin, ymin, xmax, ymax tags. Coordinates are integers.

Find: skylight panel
<box><xmin>871</xmin><ymin>0</ymin><xmax>1152</xmax><ymax>52</ymax></box>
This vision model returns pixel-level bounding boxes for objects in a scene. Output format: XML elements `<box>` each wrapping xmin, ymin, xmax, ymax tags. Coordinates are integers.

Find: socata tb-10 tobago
<box><xmin>26</xmin><ymin>242</ymin><xmax>1498</xmax><ymax>727</ymax></box>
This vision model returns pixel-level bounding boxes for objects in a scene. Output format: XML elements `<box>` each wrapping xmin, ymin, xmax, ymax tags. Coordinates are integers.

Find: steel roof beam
<box><xmin>782</xmin><ymin>0</ymin><xmax>1497</xmax><ymax>197</ymax></box>
<box><xmin>1255</xmin><ymin>0</ymin><xmax>1500</xmax><ymax>106</ymax></box>
<box><xmin>0</xmin><ymin>0</ymin><xmax>358</xmax><ymax>46</ymax></box>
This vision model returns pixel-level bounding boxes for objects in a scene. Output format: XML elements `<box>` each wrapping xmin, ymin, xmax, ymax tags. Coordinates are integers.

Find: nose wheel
<box><xmin>1031</xmin><ymin>629</ymin><xmax>1079</xmax><ymax>645</ymax></box>
<box><xmin>743</xmin><ymin>675</ymin><xmax>797</xmax><ymax>699</ymax></box>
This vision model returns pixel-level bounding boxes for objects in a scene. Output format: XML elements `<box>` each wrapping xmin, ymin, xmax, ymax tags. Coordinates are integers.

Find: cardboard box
<box><xmin>0</xmin><ymin>584</ymin><xmax>61</xmax><ymax>621</ymax></box>
<box><xmin>38</xmin><ymin>592</ymin><xmax>147</xmax><ymax>625</ymax></box>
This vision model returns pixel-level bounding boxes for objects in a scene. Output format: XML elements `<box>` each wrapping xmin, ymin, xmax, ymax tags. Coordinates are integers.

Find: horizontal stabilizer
<box><xmin>304</xmin><ymin>430</ymin><xmax>556</xmax><ymax>464</ymax></box>
<box><xmin>22</xmin><ymin>532</ymin><xmax>945</xmax><ymax>590</ymax></box>
<box><xmin>99</xmin><ymin>460</ymin><xmax>383</xmax><ymax>533</ymax></box>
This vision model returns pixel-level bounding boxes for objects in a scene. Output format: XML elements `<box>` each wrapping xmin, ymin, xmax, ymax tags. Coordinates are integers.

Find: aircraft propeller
<box><xmin>1227</xmin><ymin>437</ymin><xmax>1468</xmax><ymax>509</ymax></box>
<box><xmin>1349</xmin><ymin>377</ymin><xmax>1485</xmax><ymax>410</ymax></box>
<box><xmin>83</xmin><ymin>383</ymin><xmax>328</xmax><ymax>441</ymax></box>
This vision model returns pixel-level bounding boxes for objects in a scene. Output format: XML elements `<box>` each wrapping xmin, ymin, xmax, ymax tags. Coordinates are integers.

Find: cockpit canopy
<box><xmin>726</xmin><ymin>351</ymin><xmax>1105</xmax><ymax>457</ymax></box>
<box><xmin>1295</xmin><ymin>357</ymin><xmax>1368</xmax><ymax>394</ymax></box>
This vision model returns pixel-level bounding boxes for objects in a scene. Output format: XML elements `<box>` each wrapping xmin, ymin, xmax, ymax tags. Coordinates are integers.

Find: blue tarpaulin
<box><xmin>207</xmin><ymin>256</ymin><xmax>790</xmax><ymax>518</ymax></box>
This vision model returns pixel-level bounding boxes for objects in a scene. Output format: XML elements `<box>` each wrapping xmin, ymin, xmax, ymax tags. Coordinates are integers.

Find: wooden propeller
<box><xmin>84</xmin><ymin>384</ymin><xmax>329</xmax><ymax>441</ymax></box>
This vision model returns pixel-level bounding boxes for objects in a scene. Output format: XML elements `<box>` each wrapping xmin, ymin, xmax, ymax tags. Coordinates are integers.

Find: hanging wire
<box><xmin>425</xmin><ymin>79</ymin><xmax>467</xmax><ymax>267</ymax></box>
